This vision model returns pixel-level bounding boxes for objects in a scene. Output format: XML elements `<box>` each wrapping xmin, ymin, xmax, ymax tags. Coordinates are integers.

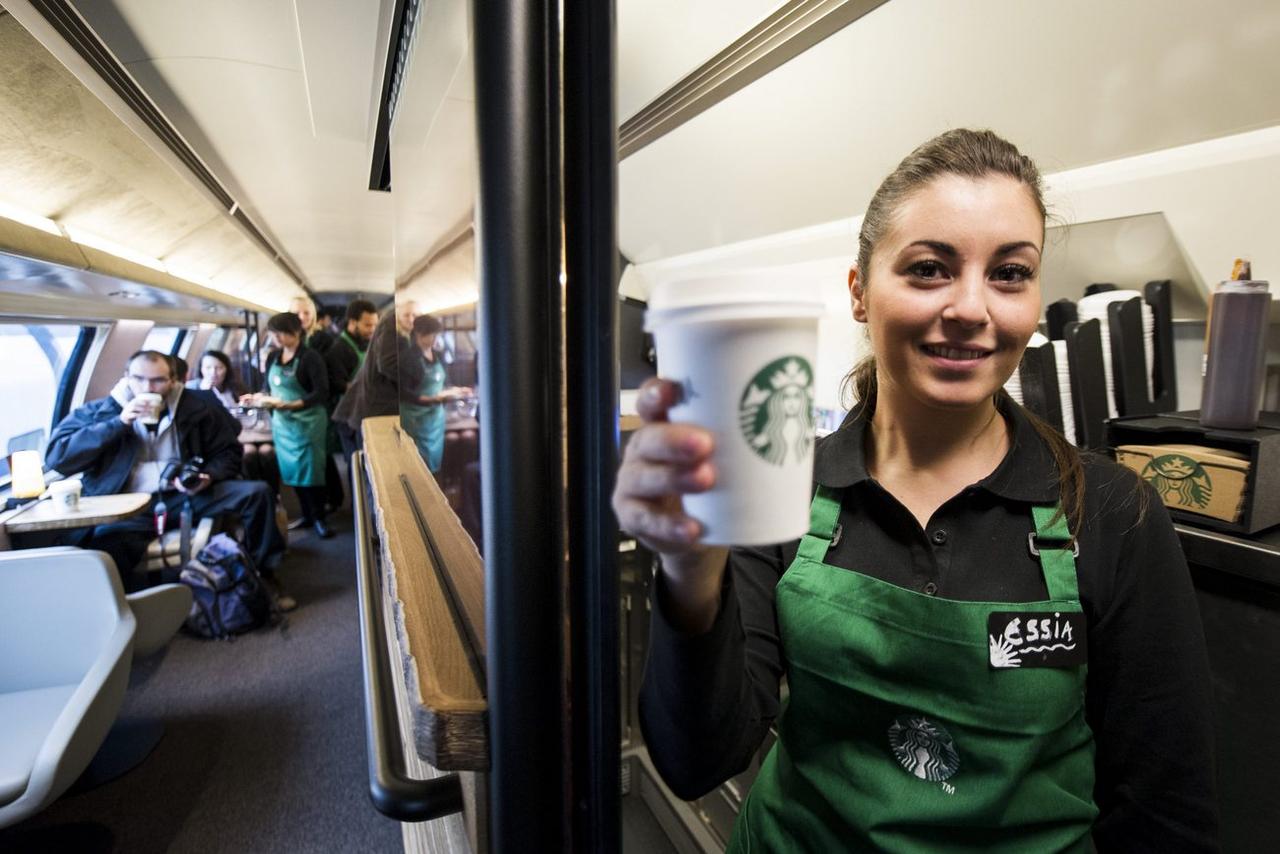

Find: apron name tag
<box><xmin>987</xmin><ymin>611</ymin><xmax>1086</xmax><ymax>669</ymax></box>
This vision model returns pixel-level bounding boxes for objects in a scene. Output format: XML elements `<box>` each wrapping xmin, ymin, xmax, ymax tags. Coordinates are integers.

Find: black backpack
<box><xmin>180</xmin><ymin>533</ymin><xmax>274</xmax><ymax>639</ymax></box>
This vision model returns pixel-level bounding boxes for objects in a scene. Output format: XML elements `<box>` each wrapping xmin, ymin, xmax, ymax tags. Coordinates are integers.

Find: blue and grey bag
<box><xmin>180</xmin><ymin>533</ymin><xmax>273</xmax><ymax>638</ymax></box>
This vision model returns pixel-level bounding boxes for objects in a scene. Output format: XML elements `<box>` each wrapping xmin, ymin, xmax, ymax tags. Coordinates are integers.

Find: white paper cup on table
<box><xmin>47</xmin><ymin>478</ymin><xmax>81</xmax><ymax>511</ymax></box>
<box><xmin>645</xmin><ymin>272</ymin><xmax>825</xmax><ymax>546</ymax></box>
<box><xmin>135</xmin><ymin>392</ymin><xmax>163</xmax><ymax>425</ymax></box>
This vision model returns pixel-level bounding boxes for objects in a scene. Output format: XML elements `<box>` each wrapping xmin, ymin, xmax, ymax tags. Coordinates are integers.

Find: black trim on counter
<box><xmin>1176</xmin><ymin>523</ymin><xmax>1280</xmax><ymax>588</ymax></box>
<box><xmin>353</xmin><ymin>452</ymin><xmax>464</xmax><ymax>822</ymax></box>
<box><xmin>399</xmin><ymin>473</ymin><xmax>486</xmax><ymax>686</ymax></box>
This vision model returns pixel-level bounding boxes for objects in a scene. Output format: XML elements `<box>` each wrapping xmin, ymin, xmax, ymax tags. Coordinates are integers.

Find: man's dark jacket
<box><xmin>324</xmin><ymin>332</ymin><xmax>367</xmax><ymax>408</ymax></box>
<box><xmin>46</xmin><ymin>389</ymin><xmax>244</xmax><ymax>497</ymax></box>
<box><xmin>333</xmin><ymin>311</ymin><xmax>424</xmax><ymax>431</ymax></box>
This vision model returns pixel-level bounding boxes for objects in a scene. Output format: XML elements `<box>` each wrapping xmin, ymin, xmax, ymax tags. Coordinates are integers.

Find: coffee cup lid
<box><xmin>645</xmin><ymin>269</ymin><xmax>825</xmax><ymax>329</ymax></box>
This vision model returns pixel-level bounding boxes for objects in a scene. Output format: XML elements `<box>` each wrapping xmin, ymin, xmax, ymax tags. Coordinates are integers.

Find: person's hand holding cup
<box><xmin>123</xmin><ymin>392</ymin><xmax>163</xmax><ymax>425</ymax></box>
<box><xmin>612</xmin><ymin>272</ymin><xmax>824</xmax><ymax>632</ymax></box>
<box><xmin>614</xmin><ymin>378</ymin><xmax>718</xmax><ymax>558</ymax></box>
<box><xmin>613</xmin><ymin>378</ymin><xmax>726</xmax><ymax>634</ymax></box>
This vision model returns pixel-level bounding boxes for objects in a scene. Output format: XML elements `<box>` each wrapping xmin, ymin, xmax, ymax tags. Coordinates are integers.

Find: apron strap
<box><xmin>1030</xmin><ymin>505</ymin><xmax>1081</xmax><ymax>602</ymax></box>
<box><xmin>797</xmin><ymin>485</ymin><xmax>842</xmax><ymax>563</ymax></box>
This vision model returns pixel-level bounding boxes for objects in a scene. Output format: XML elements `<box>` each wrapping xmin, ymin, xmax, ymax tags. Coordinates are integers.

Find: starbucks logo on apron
<box><xmin>888</xmin><ymin>715</ymin><xmax>960</xmax><ymax>782</ymax></box>
<box><xmin>1141</xmin><ymin>453</ymin><xmax>1212</xmax><ymax>509</ymax></box>
<box><xmin>738</xmin><ymin>356</ymin><xmax>815</xmax><ymax>466</ymax></box>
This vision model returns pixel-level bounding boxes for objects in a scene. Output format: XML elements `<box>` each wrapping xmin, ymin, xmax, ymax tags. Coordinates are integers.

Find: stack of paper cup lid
<box><xmin>1052</xmin><ymin>339</ymin><xmax>1076</xmax><ymax>445</ymax></box>
<box><xmin>1076</xmin><ymin>290</ymin><xmax>1154</xmax><ymax>418</ymax></box>
<box><xmin>1003</xmin><ymin>332</ymin><xmax>1050</xmax><ymax>406</ymax></box>
<box><xmin>1004</xmin><ymin>333</ymin><xmax>1077</xmax><ymax>445</ymax></box>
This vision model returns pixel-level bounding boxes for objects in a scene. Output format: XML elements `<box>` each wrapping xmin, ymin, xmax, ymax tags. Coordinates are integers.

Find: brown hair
<box><xmin>844</xmin><ymin>129</ymin><xmax>1090</xmax><ymax>537</ymax></box>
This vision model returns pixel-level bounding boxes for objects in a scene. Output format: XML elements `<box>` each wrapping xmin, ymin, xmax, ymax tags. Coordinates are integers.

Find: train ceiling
<box><xmin>1</xmin><ymin>0</ymin><xmax>1277</xmax><ymax>313</ymax></box>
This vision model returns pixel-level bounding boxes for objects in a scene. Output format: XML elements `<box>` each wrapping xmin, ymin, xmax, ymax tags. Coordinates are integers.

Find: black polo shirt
<box><xmin>639</xmin><ymin>401</ymin><xmax>1218</xmax><ymax>852</ymax></box>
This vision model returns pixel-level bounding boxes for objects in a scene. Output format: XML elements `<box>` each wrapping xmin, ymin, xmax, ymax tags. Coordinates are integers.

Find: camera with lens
<box><xmin>160</xmin><ymin>456</ymin><xmax>206</xmax><ymax>491</ymax></box>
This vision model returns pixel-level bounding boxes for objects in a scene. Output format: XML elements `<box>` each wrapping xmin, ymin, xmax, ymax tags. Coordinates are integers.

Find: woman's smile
<box><xmin>919</xmin><ymin>342</ymin><xmax>995</xmax><ymax>370</ymax></box>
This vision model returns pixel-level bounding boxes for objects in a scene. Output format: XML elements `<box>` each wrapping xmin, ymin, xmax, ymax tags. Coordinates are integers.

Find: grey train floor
<box><xmin>0</xmin><ymin>518</ymin><xmax>402</xmax><ymax>854</ymax></box>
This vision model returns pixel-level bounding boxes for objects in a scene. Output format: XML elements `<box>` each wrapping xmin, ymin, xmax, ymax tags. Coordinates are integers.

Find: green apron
<box><xmin>729</xmin><ymin>487</ymin><xmax>1097</xmax><ymax>852</ymax></box>
<box><xmin>338</xmin><ymin>331</ymin><xmax>368</xmax><ymax>373</ymax></box>
<box><xmin>268</xmin><ymin>356</ymin><xmax>328</xmax><ymax>487</ymax></box>
<box><xmin>400</xmin><ymin>354</ymin><xmax>446</xmax><ymax>472</ymax></box>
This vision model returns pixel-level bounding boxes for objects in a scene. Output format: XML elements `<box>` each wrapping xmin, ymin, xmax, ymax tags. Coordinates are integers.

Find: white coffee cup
<box><xmin>47</xmin><ymin>478</ymin><xmax>82</xmax><ymax>512</ymax></box>
<box><xmin>646</xmin><ymin>272</ymin><xmax>825</xmax><ymax>545</ymax></box>
<box><xmin>135</xmin><ymin>392</ymin><xmax>163</xmax><ymax>425</ymax></box>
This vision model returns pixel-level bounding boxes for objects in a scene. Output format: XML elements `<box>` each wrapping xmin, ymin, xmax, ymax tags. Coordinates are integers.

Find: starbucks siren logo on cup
<box><xmin>646</xmin><ymin>271</ymin><xmax>825</xmax><ymax>546</ymax></box>
<box><xmin>739</xmin><ymin>356</ymin><xmax>815</xmax><ymax>466</ymax></box>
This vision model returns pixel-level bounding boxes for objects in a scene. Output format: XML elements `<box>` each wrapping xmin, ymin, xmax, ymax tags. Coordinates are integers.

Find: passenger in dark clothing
<box><xmin>325</xmin><ymin>299</ymin><xmax>378</xmax><ymax>474</ymax></box>
<box><xmin>332</xmin><ymin>299</ymin><xmax>424</xmax><ymax>453</ymax></box>
<box><xmin>191</xmin><ymin>348</ymin><xmax>281</xmax><ymax>496</ymax></box>
<box><xmin>46</xmin><ymin>350</ymin><xmax>286</xmax><ymax>591</ymax></box>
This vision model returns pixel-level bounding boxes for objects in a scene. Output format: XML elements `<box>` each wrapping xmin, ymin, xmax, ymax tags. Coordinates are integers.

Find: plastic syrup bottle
<box><xmin>1200</xmin><ymin>259</ymin><xmax>1271</xmax><ymax>430</ymax></box>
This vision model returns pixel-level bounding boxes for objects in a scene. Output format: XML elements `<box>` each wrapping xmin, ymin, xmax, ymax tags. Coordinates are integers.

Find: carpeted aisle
<box><xmin>0</xmin><ymin>521</ymin><xmax>403</xmax><ymax>854</ymax></box>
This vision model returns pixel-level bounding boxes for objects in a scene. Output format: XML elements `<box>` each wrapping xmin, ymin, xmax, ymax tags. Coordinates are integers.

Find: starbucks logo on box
<box><xmin>738</xmin><ymin>356</ymin><xmax>815</xmax><ymax>466</ymax></box>
<box><xmin>1141</xmin><ymin>453</ymin><xmax>1213</xmax><ymax>509</ymax></box>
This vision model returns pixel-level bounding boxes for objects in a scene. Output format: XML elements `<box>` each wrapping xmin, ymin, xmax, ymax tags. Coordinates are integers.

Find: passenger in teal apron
<box><xmin>401</xmin><ymin>314</ymin><xmax>471</xmax><ymax>473</ymax></box>
<box><xmin>614</xmin><ymin>129</ymin><xmax>1217</xmax><ymax>851</ymax></box>
<box><xmin>244</xmin><ymin>311</ymin><xmax>333</xmax><ymax>539</ymax></box>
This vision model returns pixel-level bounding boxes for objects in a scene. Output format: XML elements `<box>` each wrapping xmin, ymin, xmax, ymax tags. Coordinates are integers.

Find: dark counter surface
<box><xmin>1175</xmin><ymin>522</ymin><xmax>1280</xmax><ymax>587</ymax></box>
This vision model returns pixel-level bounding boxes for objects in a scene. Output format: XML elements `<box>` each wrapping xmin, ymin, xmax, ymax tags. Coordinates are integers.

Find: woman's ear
<box><xmin>849</xmin><ymin>265</ymin><xmax>869</xmax><ymax>323</ymax></box>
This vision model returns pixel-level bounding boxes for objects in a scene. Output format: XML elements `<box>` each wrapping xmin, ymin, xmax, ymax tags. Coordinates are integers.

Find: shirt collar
<box><xmin>814</xmin><ymin>396</ymin><xmax>1060</xmax><ymax>504</ymax></box>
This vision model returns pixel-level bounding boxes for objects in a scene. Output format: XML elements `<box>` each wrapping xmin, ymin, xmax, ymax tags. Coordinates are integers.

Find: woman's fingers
<box><xmin>615</xmin><ymin>378</ymin><xmax>716</xmax><ymax>555</ymax></box>
<box><xmin>614</xmin><ymin>496</ymin><xmax>704</xmax><ymax>553</ymax></box>
<box><xmin>624</xmin><ymin>422</ymin><xmax>713</xmax><ymax>466</ymax></box>
<box><xmin>617</xmin><ymin>458</ymin><xmax>715</xmax><ymax>500</ymax></box>
<box><xmin>635</xmin><ymin>377</ymin><xmax>684</xmax><ymax>422</ymax></box>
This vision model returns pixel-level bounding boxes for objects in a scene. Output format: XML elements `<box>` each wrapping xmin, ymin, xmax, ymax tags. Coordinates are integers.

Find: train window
<box><xmin>0</xmin><ymin>322</ymin><xmax>85</xmax><ymax>481</ymax></box>
<box><xmin>141</xmin><ymin>324</ymin><xmax>184</xmax><ymax>354</ymax></box>
<box><xmin>207</xmin><ymin>326</ymin><xmax>231</xmax><ymax>353</ymax></box>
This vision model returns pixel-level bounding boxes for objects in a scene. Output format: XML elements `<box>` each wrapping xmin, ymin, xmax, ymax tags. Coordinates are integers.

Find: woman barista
<box><xmin>614</xmin><ymin>130</ymin><xmax>1217</xmax><ymax>851</ymax></box>
<box><xmin>244</xmin><ymin>312</ymin><xmax>333</xmax><ymax>538</ymax></box>
<box><xmin>400</xmin><ymin>314</ymin><xmax>470</xmax><ymax>472</ymax></box>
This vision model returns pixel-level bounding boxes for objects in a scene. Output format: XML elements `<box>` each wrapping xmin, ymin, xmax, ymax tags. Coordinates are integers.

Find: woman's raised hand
<box><xmin>613</xmin><ymin>378</ymin><xmax>717</xmax><ymax>558</ymax></box>
<box><xmin>614</xmin><ymin>378</ymin><xmax>729</xmax><ymax>633</ymax></box>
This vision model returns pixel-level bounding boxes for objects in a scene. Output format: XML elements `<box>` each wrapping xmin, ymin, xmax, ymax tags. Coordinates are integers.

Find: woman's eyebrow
<box><xmin>903</xmin><ymin>239</ymin><xmax>1041</xmax><ymax>257</ymax></box>
<box><xmin>905</xmin><ymin>240</ymin><xmax>957</xmax><ymax>256</ymax></box>
<box><xmin>996</xmin><ymin>240</ymin><xmax>1041</xmax><ymax>256</ymax></box>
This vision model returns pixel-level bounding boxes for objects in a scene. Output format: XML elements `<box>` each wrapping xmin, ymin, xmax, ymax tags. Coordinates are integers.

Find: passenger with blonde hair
<box><xmin>289</xmin><ymin>294</ymin><xmax>335</xmax><ymax>354</ymax></box>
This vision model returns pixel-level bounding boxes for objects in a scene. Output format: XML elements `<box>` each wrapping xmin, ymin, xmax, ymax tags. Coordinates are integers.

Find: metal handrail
<box><xmin>353</xmin><ymin>450</ymin><xmax>463</xmax><ymax>822</ymax></box>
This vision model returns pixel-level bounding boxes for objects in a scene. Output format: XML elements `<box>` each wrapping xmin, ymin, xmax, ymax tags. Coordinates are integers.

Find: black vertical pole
<box><xmin>472</xmin><ymin>0</ymin><xmax>566</xmax><ymax>850</ymax></box>
<box><xmin>564</xmin><ymin>0</ymin><xmax>620</xmax><ymax>851</ymax></box>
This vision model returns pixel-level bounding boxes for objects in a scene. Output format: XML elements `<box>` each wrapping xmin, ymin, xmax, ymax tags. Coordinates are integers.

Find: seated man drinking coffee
<box><xmin>45</xmin><ymin>350</ymin><xmax>289</xmax><ymax>600</ymax></box>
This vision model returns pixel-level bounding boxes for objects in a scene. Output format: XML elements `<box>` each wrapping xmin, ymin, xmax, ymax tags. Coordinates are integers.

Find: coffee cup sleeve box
<box><xmin>1108</xmin><ymin>411</ymin><xmax>1280</xmax><ymax>534</ymax></box>
<box><xmin>1115</xmin><ymin>443</ymin><xmax>1249</xmax><ymax>524</ymax></box>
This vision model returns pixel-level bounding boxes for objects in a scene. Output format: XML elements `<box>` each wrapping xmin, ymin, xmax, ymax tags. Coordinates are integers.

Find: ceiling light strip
<box><xmin>26</xmin><ymin>0</ymin><xmax>309</xmax><ymax>289</ymax></box>
<box><xmin>618</xmin><ymin>0</ymin><xmax>888</xmax><ymax>160</ymax></box>
<box><xmin>368</xmin><ymin>0</ymin><xmax>422</xmax><ymax>191</ymax></box>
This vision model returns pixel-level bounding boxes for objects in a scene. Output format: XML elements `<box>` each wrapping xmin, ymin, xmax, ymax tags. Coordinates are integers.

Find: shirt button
<box><xmin>923</xmin><ymin>582</ymin><xmax>938</xmax><ymax>596</ymax></box>
<box><xmin>930</xmin><ymin>529</ymin><xmax>948</xmax><ymax>545</ymax></box>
